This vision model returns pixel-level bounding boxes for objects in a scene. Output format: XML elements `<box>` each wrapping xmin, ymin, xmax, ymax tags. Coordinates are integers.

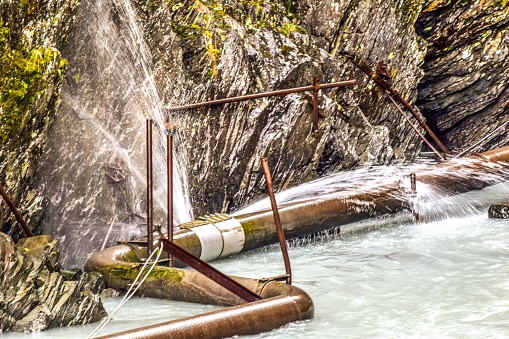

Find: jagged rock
<box><xmin>416</xmin><ymin>0</ymin><xmax>509</xmax><ymax>152</ymax></box>
<box><xmin>488</xmin><ymin>203</ymin><xmax>509</xmax><ymax>219</ymax></box>
<box><xmin>0</xmin><ymin>233</ymin><xmax>106</xmax><ymax>332</ymax></box>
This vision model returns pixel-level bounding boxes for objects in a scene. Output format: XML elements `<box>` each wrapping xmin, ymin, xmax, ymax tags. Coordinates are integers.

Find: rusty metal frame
<box><xmin>166</xmin><ymin>123</ymin><xmax>174</xmax><ymax>267</ymax></box>
<box><xmin>158</xmin><ymin>238</ymin><xmax>261</xmax><ymax>303</ymax></box>
<box><xmin>165</xmin><ymin>78</ymin><xmax>356</xmax><ymax>133</ymax></box>
<box><xmin>341</xmin><ymin>52</ymin><xmax>449</xmax><ymax>156</ymax></box>
<box><xmin>146</xmin><ymin>119</ymin><xmax>154</xmax><ymax>253</ymax></box>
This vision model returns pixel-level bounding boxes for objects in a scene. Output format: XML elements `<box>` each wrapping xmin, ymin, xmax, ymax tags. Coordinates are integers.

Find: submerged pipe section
<box><xmin>86</xmin><ymin>244</ymin><xmax>313</xmax><ymax>339</ymax></box>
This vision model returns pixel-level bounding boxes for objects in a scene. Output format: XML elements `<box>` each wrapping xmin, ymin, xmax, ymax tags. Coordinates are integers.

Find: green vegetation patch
<box><xmin>0</xmin><ymin>23</ymin><xmax>67</xmax><ymax>142</ymax></box>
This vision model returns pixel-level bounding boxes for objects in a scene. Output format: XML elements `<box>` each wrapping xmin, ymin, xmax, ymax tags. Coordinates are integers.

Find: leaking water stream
<box><xmin>3</xmin><ymin>181</ymin><xmax>509</xmax><ymax>338</ymax></box>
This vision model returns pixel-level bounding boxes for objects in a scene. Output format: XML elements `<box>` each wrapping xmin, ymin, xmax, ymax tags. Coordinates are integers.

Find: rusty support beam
<box><xmin>165</xmin><ymin>80</ymin><xmax>356</xmax><ymax>111</ymax></box>
<box><xmin>261</xmin><ymin>158</ymin><xmax>292</xmax><ymax>285</ymax></box>
<box><xmin>341</xmin><ymin>52</ymin><xmax>449</xmax><ymax>155</ymax></box>
<box><xmin>166</xmin><ymin>121</ymin><xmax>174</xmax><ymax>267</ymax></box>
<box><xmin>158</xmin><ymin>238</ymin><xmax>261</xmax><ymax>303</ymax></box>
<box><xmin>146</xmin><ymin>119</ymin><xmax>154</xmax><ymax>253</ymax></box>
<box><xmin>312</xmin><ymin>75</ymin><xmax>320</xmax><ymax>134</ymax></box>
<box><xmin>0</xmin><ymin>182</ymin><xmax>33</xmax><ymax>237</ymax></box>
<box><xmin>385</xmin><ymin>90</ymin><xmax>445</xmax><ymax>160</ymax></box>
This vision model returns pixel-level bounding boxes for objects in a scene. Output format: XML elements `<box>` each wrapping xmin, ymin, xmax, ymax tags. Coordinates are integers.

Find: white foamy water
<box><xmin>3</xmin><ymin>182</ymin><xmax>509</xmax><ymax>338</ymax></box>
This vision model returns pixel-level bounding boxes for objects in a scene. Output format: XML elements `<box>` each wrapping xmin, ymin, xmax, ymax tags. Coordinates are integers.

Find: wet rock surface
<box><xmin>135</xmin><ymin>0</ymin><xmax>428</xmax><ymax>216</ymax></box>
<box><xmin>0</xmin><ymin>233</ymin><xmax>106</xmax><ymax>332</ymax></box>
<box><xmin>488</xmin><ymin>203</ymin><xmax>509</xmax><ymax>219</ymax></box>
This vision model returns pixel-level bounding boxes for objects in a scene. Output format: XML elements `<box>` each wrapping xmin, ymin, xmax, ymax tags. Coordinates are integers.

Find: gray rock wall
<box><xmin>141</xmin><ymin>0</ymin><xmax>428</xmax><ymax>216</ymax></box>
<box><xmin>416</xmin><ymin>0</ymin><xmax>509</xmax><ymax>152</ymax></box>
<box><xmin>0</xmin><ymin>0</ymin><xmax>79</xmax><ymax>240</ymax></box>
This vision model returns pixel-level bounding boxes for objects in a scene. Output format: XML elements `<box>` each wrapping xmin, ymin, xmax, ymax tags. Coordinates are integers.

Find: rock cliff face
<box><xmin>416</xmin><ymin>0</ymin><xmax>509</xmax><ymax>152</ymax></box>
<box><xmin>0</xmin><ymin>233</ymin><xmax>106</xmax><ymax>332</ymax></box>
<box><xmin>0</xmin><ymin>0</ymin><xmax>79</xmax><ymax>240</ymax></box>
<box><xmin>1</xmin><ymin>0</ymin><xmax>508</xmax><ymax>269</ymax></box>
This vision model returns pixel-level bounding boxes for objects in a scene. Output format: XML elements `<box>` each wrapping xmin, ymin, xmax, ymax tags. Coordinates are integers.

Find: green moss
<box><xmin>281</xmin><ymin>0</ymin><xmax>300</xmax><ymax>19</ymax></box>
<box><xmin>491</xmin><ymin>0</ymin><xmax>507</xmax><ymax>7</ymax></box>
<box><xmin>148</xmin><ymin>266</ymin><xmax>185</xmax><ymax>282</ymax></box>
<box><xmin>167</xmin><ymin>0</ymin><xmax>228</xmax><ymax>78</ymax></box>
<box><xmin>0</xmin><ymin>23</ymin><xmax>68</xmax><ymax>142</ymax></box>
<box><xmin>166</xmin><ymin>0</ymin><xmax>305</xmax><ymax>78</ymax></box>
<box><xmin>398</xmin><ymin>1</ymin><xmax>422</xmax><ymax>26</ymax></box>
<box><xmin>276</xmin><ymin>22</ymin><xmax>306</xmax><ymax>37</ymax></box>
<box><xmin>105</xmin><ymin>264</ymin><xmax>185</xmax><ymax>283</ymax></box>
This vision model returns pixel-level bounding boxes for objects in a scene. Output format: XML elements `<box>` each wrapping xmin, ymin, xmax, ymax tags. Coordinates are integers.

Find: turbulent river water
<box><xmin>3</xmin><ymin>182</ymin><xmax>509</xmax><ymax>339</ymax></box>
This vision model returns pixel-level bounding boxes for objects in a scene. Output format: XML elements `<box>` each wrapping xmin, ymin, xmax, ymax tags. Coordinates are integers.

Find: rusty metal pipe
<box><xmin>85</xmin><ymin>244</ymin><xmax>313</xmax><ymax>339</ymax></box>
<box><xmin>165</xmin><ymin>80</ymin><xmax>356</xmax><ymax>111</ymax></box>
<box><xmin>166</xmin><ymin>128</ymin><xmax>174</xmax><ymax>266</ymax></box>
<box><xmin>95</xmin><ymin>282</ymin><xmax>312</xmax><ymax>339</ymax></box>
<box><xmin>146</xmin><ymin>119</ymin><xmax>153</xmax><ymax>253</ymax></box>
<box><xmin>159</xmin><ymin>238</ymin><xmax>261</xmax><ymax>302</ymax></box>
<box><xmin>342</xmin><ymin>52</ymin><xmax>449</xmax><ymax>154</ymax></box>
<box><xmin>261</xmin><ymin>158</ymin><xmax>292</xmax><ymax>285</ymax></box>
<box><xmin>386</xmin><ymin>90</ymin><xmax>445</xmax><ymax>160</ymax></box>
<box><xmin>156</xmin><ymin>146</ymin><xmax>509</xmax><ymax>260</ymax></box>
<box><xmin>90</xmin><ymin>146</ymin><xmax>509</xmax><ymax>274</ymax></box>
<box><xmin>0</xmin><ymin>183</ymin><xmax>33</xmax><ymax>237</ymax></box>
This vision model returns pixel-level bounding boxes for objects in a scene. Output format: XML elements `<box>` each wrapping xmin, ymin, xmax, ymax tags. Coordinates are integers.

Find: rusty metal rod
<box><xmin>166</xmin><ymin>127</ymin><xmax>174</xmax><ymax>267</ymax></box>
<box><xmin>159</xmin><ymin>238</ymin><xmax>261</xmax><ymax>303</ymax></box>
<box><xmin>312</xmin><ymin>76</ymin><xmax>320</xmax><ymax>134</ymax></box>
<box><xmin>341</xmin><ymin>52</ymin><xmax>449</xmax><ymax>154</ymax></box>
<box><xmin>165</xmin><ymin>80</ymin><xmax>356</xmax><ymax>111</ymax></box>
<box><xmin>146</xmin><ymin>119</ymin><xmax>154</xmax><ymax>253</ymax></box>
<box><xmin>261</xmin><ymin>158</ymin><xmax>292</xmax><ymax>285</ymax></box>
<box><xmin>410</xmin><ymin>173</ymin><xmax>417</xmax><ymax>195</ymax></box>
<box><xmin>0</xmin><ymin>182</ymin><xmax>33</xmax><ymax>237</ymax></box>
<box><xmin>386</xmin><ymin>90</ymin><xmax>445</xmax><ymax>160</ymax></box>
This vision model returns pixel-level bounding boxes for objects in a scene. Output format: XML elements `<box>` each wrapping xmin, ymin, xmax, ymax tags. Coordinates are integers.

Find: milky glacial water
<box><xmin>3</xmin><ymin>182</ymin><xmax>509</xmax><ymax>339</ymax></box>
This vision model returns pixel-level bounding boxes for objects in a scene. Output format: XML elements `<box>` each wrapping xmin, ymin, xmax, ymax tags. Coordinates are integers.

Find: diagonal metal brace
<box><xmin>158</xmin><ymin>238</ymin><xmax>261</xmax><ymax>303</ymax></box>
<box><xmin>340</xmin><ymin>51</ymin><xmax>450</xmax><ymax>155</ymax></box>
